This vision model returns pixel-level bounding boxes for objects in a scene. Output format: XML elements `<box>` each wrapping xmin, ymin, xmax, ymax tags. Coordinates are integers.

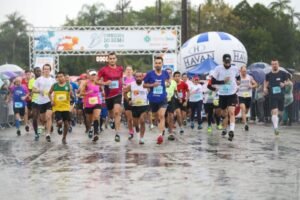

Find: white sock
<box><xmin>230</xmin><ymin>123</ymin><xmax>235</xmax><ymax>131</ymax></box>
<box><xmin>272</xmin><ymin>115</ymin><xmax>279</xmax><ymax>129</ymax></box>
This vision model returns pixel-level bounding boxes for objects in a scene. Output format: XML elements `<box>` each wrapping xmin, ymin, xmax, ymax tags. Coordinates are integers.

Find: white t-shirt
<box><xmin>189</xmin><ymin>83</ymin><xmax>203</xmax><ymax>102</ymax></box>
<box><xmin>212</xmin><ymin>65</ymin><xmax>239</xmax><ymax>96</ymax></box>
<box><xmin>34</xmin><ymin>76</ymin><xmax>56</xmax><ymax>104</ymax></box>
<box><xmin>237</xmin><ymin>74</ymin><xmax>253</xmax><ymax>98</ymax></box>
<box><xmin>203</xmin><ymin>81</ymin><xmax>217</xmax><ymax>104</ymax></box>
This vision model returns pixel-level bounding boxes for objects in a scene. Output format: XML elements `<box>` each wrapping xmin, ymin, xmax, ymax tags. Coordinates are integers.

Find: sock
<box><xmin>93</xmin><ymin>120</ymin><xmax>99</xmax><ymax>134</ymax></box>
<box><xmin>272</xmin><ymin>115</ymin><xmax>279</xmax><ymax>129</ymax></box>
<box><xmin>15</xmin><ymin>119</ymin><xmax>20</xmax><ymax>130</ymax></box>
<box><xmin>230</xmin><ymin>123</ymin><xmax>235</xmax><ymax>131</ymax></box>
<box><xmin>33</xmin><ymin>120</ymin><xmax>38</xmax><ymax>134</ymax></box>
<box><xmin>100</xmin><ymin>118</ymin><xmax>103</xmax><ymax>129</ymax></box>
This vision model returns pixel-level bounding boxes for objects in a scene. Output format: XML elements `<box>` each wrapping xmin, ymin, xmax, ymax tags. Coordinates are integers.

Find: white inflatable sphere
<box><xmin>178</xmin><ymin>32</ymin><xmax>248</xmax><ymax>72</ymax></box>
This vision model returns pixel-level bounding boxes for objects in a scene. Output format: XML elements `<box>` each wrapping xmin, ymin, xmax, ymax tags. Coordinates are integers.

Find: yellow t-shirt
<box><xmin>28</xmin><ymin>78</ymin><xmax>38</xmax><ymax>103</ymax></box>
<box><xmin>166</xmin><ymin>79</ymin><xmax>177</xmax><ymax>102</ymax></box>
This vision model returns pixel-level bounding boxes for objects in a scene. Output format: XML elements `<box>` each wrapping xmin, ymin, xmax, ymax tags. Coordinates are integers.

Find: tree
<box><xmin>269</xmin><ymin>0</ymin><xmax>291</xmax><ymax>14</ymax></box>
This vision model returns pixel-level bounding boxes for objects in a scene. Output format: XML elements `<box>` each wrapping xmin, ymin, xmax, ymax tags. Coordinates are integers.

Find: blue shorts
<box><xmin>101</xmin><ymin>107</ymin><xmax>108</xmax><ymax>118</ymax></box>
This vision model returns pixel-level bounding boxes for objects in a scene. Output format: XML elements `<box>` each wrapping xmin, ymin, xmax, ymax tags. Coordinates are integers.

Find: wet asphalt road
<box><xmin>0</xmin><ymin>123</ymin><xmax>300</xmax><ymax>200</ymax></box>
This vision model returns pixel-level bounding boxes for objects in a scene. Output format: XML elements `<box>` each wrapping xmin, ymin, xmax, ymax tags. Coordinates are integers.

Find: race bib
<box><xmin>242</xmin><ymin>92</ymin><xmax>251</xmax><ymax>98</ymax></box>
<box><xmin>56</xmin><ymin>94</ymin><xmax>67</xmax><ymax>101</ymax></box>
<box><xmin>88</xmin><ymin>97</ymin><xmax>99</xmax><ymax>105</ymax></box>
<box><xmin>134</xmin><ymin>98</ymin><xmax>146</xmax><ymax>106</ymax></box>
<box><xmin>178</xmin><ymin>92</ymin><xmax>183</xmax><ymax>98</ymax></box>
<box><xmin>153</xmin><ymin>86</ymin><xmax>163</xmax><ymax>95</ymax></box>
<box><xmin>272</xmin><ymin>86</ymin><xmax>281</xmax><ymax>94</ymax></box>
<box><xmin>43</xmin><ymin>90</ymin><xmax>49</xmax><ymax>96</ymax></box>
<box><xmin>14</xmin><ymin>102</ymin><xmax>23</xmax><ymax>108</ymax></box>
<box><xmin>220</xmin><ymin>85</ymin><xmax>231</xmax><ymax>94</ymax></box>
<box><xmin>191</xmin><ymin>93</ymin><xmax>202</xmax><ymax>101</ymax></box>
<box><xmin>109</xmin><ymin>80</ymin><xmax>119</xmax><ymax>89</ymax></box>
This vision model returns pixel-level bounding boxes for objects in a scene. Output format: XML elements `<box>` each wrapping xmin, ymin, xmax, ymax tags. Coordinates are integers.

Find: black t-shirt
<box><xmin>265</xmin><ymin>70</ymin><xmax>287</xmax><ymax>98</ymax></box>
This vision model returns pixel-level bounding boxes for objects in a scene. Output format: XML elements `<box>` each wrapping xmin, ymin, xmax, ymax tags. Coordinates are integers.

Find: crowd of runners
<box><xmin>6</xmin><ymin>52</ymin><xmax>292</xmax><ymax>144</ymax></box>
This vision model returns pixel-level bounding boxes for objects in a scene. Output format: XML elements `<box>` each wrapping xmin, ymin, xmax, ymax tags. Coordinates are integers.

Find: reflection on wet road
<box><xmin>0</xmin><ymin>124</ymin><xmax>300</xmax><ymax>199</ymax></box>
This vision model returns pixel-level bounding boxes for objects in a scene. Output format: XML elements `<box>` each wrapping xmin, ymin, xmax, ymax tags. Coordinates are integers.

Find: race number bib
<box><xmin>220</xmin><ymin>85</ymin><xmax>231</xmax><ymax>94</ymax></box>
<box><xmin>153</xmin><ymin>86</ymin><xmax>163</xmax><ymax>95</ymax></box>
<box><xmin>109</xmin><ymin>80</ymin><xmax>119</xmax><ymax>89</ymax></box>
<box><xmin>88</xmin><ymin>97</ymin><xmax>99</xmax><ymax>105</ymax></box>
<box><xmin>178</xmin><ymin>92</ymin><xmax>183</xmax><ymax>98</ymax></box>
<box><xmin>272</xmin><ymin>86</ymin><xmax>281</xmax><ymax>94</ymax></box>
<box><xmin>134</xmin><ymin>98</ymin><xmax>145</xmax><ymax>106</ymax></box>
<box><xmin>14</xmin><ymin>102</ymin><xmax>23</xmax><ymax>108</ymax></box>
<box><xmin>56</xmin><ymin>94</ymin><xmax>67</xmax><ymax>101</ymax></box>
<box><xmin>43</xmin><ymin>90</ymin><xmax>49</xmax><ymax>96</ymax></box>
<box><xmin>242</xmin><ymin>92</ymin><xmax>251</xmax><ymax>98</ymax></box>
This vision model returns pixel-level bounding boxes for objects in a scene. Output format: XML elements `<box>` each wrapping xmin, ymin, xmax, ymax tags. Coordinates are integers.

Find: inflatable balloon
<box><xmin>179</xmin><ymin>32</ymin><xmax>248</xmax><ymax>72</ymax></box>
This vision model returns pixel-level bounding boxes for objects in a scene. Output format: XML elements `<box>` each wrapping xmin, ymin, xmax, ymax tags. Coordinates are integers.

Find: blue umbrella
<box><xmin>248</xmin><ymin>62</ymin><xmax>270</xmax><ymax>70</ymax></box>
<box><xmin>187</xmin><ymin>58</ymin><xmax>218</xmax><ymax>77</ymax></box>
<box><xmin>2</xmin><ymin>71</ymin><xmax>18</xmax><ymax>79</ymax></box>
<box><xmin>247</xmin><ymin>68</ymin><xmax>265</xmax><ymax>84</ymax></box>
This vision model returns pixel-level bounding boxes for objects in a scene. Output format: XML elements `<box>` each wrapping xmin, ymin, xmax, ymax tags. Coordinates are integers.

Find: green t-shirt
<box><xmin>166</xmin><ymin>79</ymin><xmax>177</xmax><ymax>102</ymax></box>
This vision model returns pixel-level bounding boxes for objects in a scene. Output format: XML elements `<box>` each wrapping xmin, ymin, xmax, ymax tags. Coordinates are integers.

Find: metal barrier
<box><xmin>0</xmin><ymin>89</ymin><xmax>14</xmax><ymax>130</ymax></box>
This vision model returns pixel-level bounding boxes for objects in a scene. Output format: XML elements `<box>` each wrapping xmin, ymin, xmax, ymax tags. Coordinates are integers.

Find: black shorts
<box><xmin>238</xmin><ymin>97</ymin><xmax>252</xmax><ymax>109</ymax></box>
<box><xmin>84</xmin><ymin>104</ymin><xmax>101</xmax><ymax>114</ymax></box>
<box><xmin>269</xmin><ymin>97</ymin><xmax>284</xmax><ymax>111</ymax></box>
<box><xmin>106</xmin><ymin>95</ymin><xmax>122</xmax><ymax>111</ymax></box>
<box><xmin>26</xmin><ymin>101</ymin><xmax>32</xmax><ymax>110</ymax></box>
<box><xmin>166</xmin><ymin>98</ymin><xmax>176</xmax><ymax>113</ymax></box>
<box><xmin>219</xmin><ymin>94</ymin><xmax>238</xmax><ymax>110</ymax></box>
<box><xmin>55</xmin><ymin>111</ymin><xmax>71</xmax><ymax>122</ymax></box>
<box><xmin>13</xmin><ymin>107</ymin><xmax>25</xmax><ymax>116</ymax></box>
<box><xmin>132</xmin><ymin>106</ymin><xmax>149</xmax><ymax>118</ymax></box>
<box><xmin>124</xmin><ymin>99</ymin><xmax>132</xmax><ymax>111</ymax></box>
<box><xmin>149</xmin><ymin>100</ymin><xmax>168</xmax><ymax>113</ymax></box>
<box><xmin>174</xmin><ymin>98</ymin><xmax>188</xmax><ymax>111</ymax></box>
<box><xmin>204</xmin><ymin>103</ymin><xmax>214</xmax><ymax>113</ymax></box>
<box><xmin>38</xmin><ymin>102</ymin><xmax>52</xmax><ymax>114</ymax></box>
<box><xmin>76</xmin><ymin>102</ymin><xmax>84</xmax><ymax>110</ymax></box>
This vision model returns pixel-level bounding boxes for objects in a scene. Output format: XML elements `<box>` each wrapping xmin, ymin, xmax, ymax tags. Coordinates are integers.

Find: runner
<box><xmin>264</xmin><ymin>59</ymin><xmax>288</xmax><ymax>135</ymax></box>
<box><xmin>32</xmin><ymin>64</ymin><xmax>56</xmax><ymax>142</ymax></box>
<box><xmin>188</xmin><ymin>75</ymin><xmax>203</xmax><ymax>130</ymax></box>
<box><xmin>7</xmin><ymin>77</ymin><xmax>29</xmax><ymax>136</ymax></box>
<box><xmin>48</xmin><ymin>71</ymin><xmax>72</xmax><ymax>144</ymax></box>
<box><xmin>181</xmin><ymin>73</ymin><xmax>192</xmax><ymax>125</ymax></box>
<box><xmin>203</xmin><ymin>75</ymin><xmax>217</xmax><ymax>133</ymax></box>
<box><xmin>123</xmin><ymin>71</ymin><xmax>149</xmax><ymax>144</ymax></box>
<box><xmin>66</xmin><ymin>74</ymin><xmax>79</xmax><ymax>127</ymax></box>
<box><xmin>98</xmin><ymin>52</ymin><xmax>123</xmax><ymax>142</ymax></box>
<box><xmin>123</xmin><ymin>66</ymin><xmax>135</xmax><ymax>139</ymax></box>
<box><xmin>80</xmin><ymin>70</ymin><xmax>102</xmax><ymax>142</ymax></box>
<box><xmin>21</xmin><ymin>70</ymin><xmax>33</xmax><ymax>132</ymax></box>
<box><xmin>237</xmin><ymin>66</ymin><xmax>257</xmax><ymax>131</ymax></box>
<box><xmin>211</xmin><ymin>54</ymin><xmax>240</xmax><ymax>141</ymax></box>
<box><xmin>173</xmin><ymin>71</ymin><xmax>186</xmax><ymax>134</ymax></box>
<box><xmin>144</xmin><ymin>56</ymin><xmax>170</xmax><ymax>144</ymax></box>
<box><xmin>165</xmin><ymin>68</ymin><xmax>177</xmax><ymax>139</ymax></box>
<box><xmin>28</xmin><ymin>67</ymin><xmax>42</xmax><ymax>140</ymax></box>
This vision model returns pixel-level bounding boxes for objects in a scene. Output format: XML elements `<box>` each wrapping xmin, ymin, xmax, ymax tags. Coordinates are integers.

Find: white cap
<box><xmin>89</xmin><ymin>70</ymin><xmax>97</xmax><ymax>76</ymax></box>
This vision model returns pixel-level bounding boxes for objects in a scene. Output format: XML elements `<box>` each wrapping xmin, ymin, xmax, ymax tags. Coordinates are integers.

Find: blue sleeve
<box><xmin>164</xmin><ymin>70</ymin><xmax>170</xmax><ymax>80</ymax></box>
<box><xmin>144</xmin><ymin>72</ymin><xmax>151</xmax><ymax>84</ymax></box>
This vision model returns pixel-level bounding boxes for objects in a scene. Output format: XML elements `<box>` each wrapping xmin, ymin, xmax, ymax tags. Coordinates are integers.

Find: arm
<box><xmin>211</xmin><ymin>77</ymin><xmax>225</xmax><ymax>85</ymax></box>
<box><xmin>263</xmin><ymin>80</ymin><xmax>269</xmax><ymax>95</ymax></box>
<box><xmin>251</xmin><ymin>79</ymin><xmax>258</xmax><ymax>89</ymax></box>
<box><xmin>123</xmin><ymin>85</ymin><xmax>131</xmax><ymax>103</ymax></box>
<box><xmin>48</xmin><ymin>85</ymin><xmax>54</xmax><ymax>104</ymax></box>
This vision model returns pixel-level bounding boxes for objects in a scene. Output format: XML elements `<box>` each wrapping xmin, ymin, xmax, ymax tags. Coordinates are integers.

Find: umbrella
<box><xmin>187</xmin><ymin>58</ymin><xmax>218</xmax><ymax>77</ymax></box>
<box><xmin>263</xmin><ymin>66</ymin><xmax>290</xmax><ymax>75</ymax></box>
<box><xmin>247</xmin><ymin>68</ymin><xmax>265</xmax><ymax>84</ymax></box>
<box><xmin>0</xmin><ymin>73</ymin><xmax>9</xmax><ymax>80</ymax></box>
<box><xmin>0</xmin><ymin>64</ymin><xmax>24</xmax><ymax>74</ymax></box>
<box><xmin>2</xmin><ymin>71</ymin><xmax>18</xmax><ymax>79</ymax></box>
<box><xmin>292</xmin><ymin>72</ymin><xmax>300</xmax><ymax>82</ymax></box>
<box><xmin>248</xmin><ymin>62</ymin><xmax>270</xmax><ymax>70</ymax></box>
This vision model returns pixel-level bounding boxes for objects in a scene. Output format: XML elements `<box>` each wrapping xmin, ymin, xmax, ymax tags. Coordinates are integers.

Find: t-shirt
<box><xmin>10</xmin><ymin>85</ymin><xmax>28</xmax><ymax>108</ymax></box>
<box><xmin>189</xmin><ymin>83</ymin><xmax>203</xmax><ymax>102</ymax></box>
<box><xmin>166</xmin><ymin>79</ymin><xmax>177</xmax><ymax>102</ymax></box>
<box><xmin>34</xmin><ymin>76</ymin><xmax>56</xmax><ymax>104</ymax></box>
<box><xmin>265</xmin><ymin>70</ymin><xmax>287</xmax><ymax>98</ymax></box>
<box><xmin>53</xmin><ymin>83</ymin><xmax>71</xmax><ymax>112</ymax></box>
<box><xmin>176</xmin><ymin>81</ymin><xmax>189</xmax><ymax>101</ymax></box>
<box><xmin>237</xmin><ymin>74</ymin><xmax>254</xmax><ymax>98</ymax></box>
<box><xmin>212</xmin><ymin>65</ymin><xmax>239</xmax><ymax>96</ymax></box>
<box><xmin>144</xmin><ymin>70</ymin><xmax>169</xmax><ymax>103</ymax></box>
<box><xmin>98</xmin><ymin>65</ymin><xmax>123</xmax><ymax>99</ymax></box>
<box><xmin>69</xmin><ymin>81</ymin><xmax>78</xmax><ymax>102</ymax></box>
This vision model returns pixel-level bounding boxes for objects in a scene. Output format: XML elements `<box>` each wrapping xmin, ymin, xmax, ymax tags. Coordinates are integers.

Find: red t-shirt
<box><xmin>98</xmin><ymin>65</ymin><xmax>123</xmax><ymax>99</ymax></box>
<box><xmin>21</xmin><ymin>78</ymin><xmax>31</xmax><ymax>102</ymax></box>
<box><xmin>177</xmin><ymin>81</ymin><xmax>189</xmax><ymax>101</ymax></box>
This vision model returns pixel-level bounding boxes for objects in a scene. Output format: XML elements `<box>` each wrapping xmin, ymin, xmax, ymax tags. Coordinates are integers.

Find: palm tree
<box><xmin>269</xmin><ymin>0</ymin><xmax>291</xmax><ymax>14</ymax></box>
<box><xmin>116</xmin><ymin>0</ymin><xmax>131</xmax><ymax>25</ymax></box>
<box><xmin>0</xmin><ymin>12</ymin><xmax>28</xmax><ymax>63</ymax></box>
<box><xmin>77</xmin><ymin>3</ymin><xmax>107</xmax><ymax>26</ymax></box>
<box><xmin>289</xmin><ymin>8</ymin><xmax>300</xmax><ymax>27</ymax></box>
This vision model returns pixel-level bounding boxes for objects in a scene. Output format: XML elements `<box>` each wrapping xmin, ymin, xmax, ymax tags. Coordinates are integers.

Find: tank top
<box><xmin>131</xmin><ymin>82</ymin><xmax>148</xmax><ymax>107</ymax></box>
<box><xmin>53</xmin><ymin>83</ymin><xmax>71</xmax><ymax>112</ymax></box>
<box><xmin>237</xmin><ymin>74</ymin><xmax>252</xmax><ymax>98</ymax></box>
<box><xmin>84</xmin><ymin>80</ymin><xmax>101</xmax><ymax>108</ymax></box>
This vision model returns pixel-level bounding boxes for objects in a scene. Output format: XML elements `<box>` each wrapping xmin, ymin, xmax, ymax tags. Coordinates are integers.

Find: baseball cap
<box><xmin>79</xmin><ymin>73</ymin><xmax>87</xmax><ymax>79</ymax></box>
<box><xmin>89</xmin><ymin>70</ymin><xmax>97</xmax><ymax>76</ymax></box>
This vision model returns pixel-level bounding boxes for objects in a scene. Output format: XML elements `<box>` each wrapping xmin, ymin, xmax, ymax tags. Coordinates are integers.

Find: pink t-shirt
<box><xmin>98</xmin><ymin>65</ymin><xmax>123</xmax><ymax>99</ymax></box>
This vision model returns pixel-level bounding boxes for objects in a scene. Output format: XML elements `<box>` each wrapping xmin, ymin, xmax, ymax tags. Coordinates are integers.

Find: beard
<box><xmin>136</xmin><ymin>80</ymin><xmax>142</xmax><ymax>85</ymax></box>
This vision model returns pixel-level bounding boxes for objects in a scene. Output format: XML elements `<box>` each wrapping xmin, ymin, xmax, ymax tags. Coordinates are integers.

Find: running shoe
<box><xmin>25</xmin><ymin>125</ymin><xmax>30</xmax><ymax>132</ymax></box>
<box><xmin>110</xmin><ymin>119</ymin><xmax>115</xmax><ymax>129</ymax></box>
<box><xmin>46</xmin><ymin>135</ymin><xmax>51</xmax><ymax>142</ymax></box>
<box><xmin>57</xmin><ymin>127</ymin><xmax>63</xmax><ymax>135</ymax></box>
<box><xmin>198</xmin><ymin>124</ymin><xmax>203</xmax><ymax>130</ymax></box>
<box><xmin>115</xmin><ymin>134</ymin><xmax>120</xmax><ymax>142</ymax></box>
<box><xmin>274</xmin><ymin>129</ymin><xmax>279</xmax><ymax>135</ymax></box>
<box><xmin>34</xmin><ymin>134</ymin><xmax>39</xmax><ymax>141</ymax></box>
<box><xmin>180</xmin><ymin>128</ymin><xmax>184</xmax><ymax>134</ymax></box>
<box><xmin>17</xmin><ymin>130</ymin><xmax>21</xmax><ymax>136</ymax></box>
<box><xmin>191</xmin><ymin>122</ymin><xmax>194</xmax><ymax>129</ymax></box>
<box><xmin>168</xmin><ymin>134</ymin><xmax>175</xmax><ymax>141</ymax></box>
<box><xmin>222</xmin><ymin>130</ymin><xmax>227</xmax><ymax>136</ymax></box>
<box><xmin>139</xmin><ymin>138</ymin><xmax>145</xmax><ymax>145</ymax></box>
<box><xmin>62</xmin><ymin>138</ymin><xmax>67</xmax><ymax>145</ymax></box>
<box><xmin>157</xmin><ymin>135</ymin><xmax>164</xmax><ymax>144</ymax></box>
<box><xmin>207</xmin><ymin>126</ymin><xmax>212</xmax><ymax>133</ymax></box>
<box><xmin>244</xmin><ymin>124</ymin><xmax>249</xmax><ymax>131</ymax></box>
<box><xmin>92</xmin><ymin>134</ymin><xmax>99</xmax><ymax>142</ymax></box>
<box><xmin>183</xmin><ymin>120</ymin><xmax>187</xmax><ymax>126</ymax></box>
<box><xmin>217</xmin><ymin>124</ymin><xmax>223</xmax><ymax>130</ymax></box>
<box><xmin>228</xmin><ymin>131</ymin><xmax>234</xmax><ymax>141</ymax></box>
<box><xmin>128</xmin><ymin>134</ymin><xmax>134</xmax><ymax>140</ymax></box>
<box><xmin>88</xmin><ymin>129</ymin><xmax>93</xmax><ymax>139</ymax></box>
<box><xmin>68</xmin><ymin>126</ymin><xmax>72</xmax><ymax>133</ymax></box>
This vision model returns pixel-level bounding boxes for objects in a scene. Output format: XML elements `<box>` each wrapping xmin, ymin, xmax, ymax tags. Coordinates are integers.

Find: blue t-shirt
<box><xmin>11</xmin><ymin>85</ymin><xmax>27</xmax><ymax>108</ymax></box>
<box><xmin>144</xmin><ymin>70</ymin><xmax>169</xmax><ymax>103</ymax></box>
<box><xmin>70</xmin><ymin>82</ymin><xmax>79</xmax><ymax>102</ymax></box>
